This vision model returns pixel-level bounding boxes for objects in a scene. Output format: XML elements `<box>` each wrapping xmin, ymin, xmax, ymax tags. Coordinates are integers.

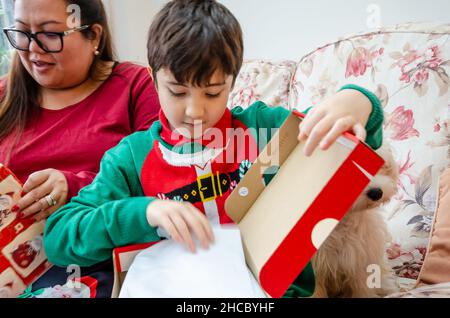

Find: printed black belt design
<box><xmin>163</xmin><ymin>168</ymin><xmax>243</xmax><ymax>204</ymax></box>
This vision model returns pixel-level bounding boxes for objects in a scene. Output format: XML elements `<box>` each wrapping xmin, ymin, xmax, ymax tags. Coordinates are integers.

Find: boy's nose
<box><xmin>185</xmin><ymin>103</ymin><xmax>205</xmax><ymax>120</ymax></box>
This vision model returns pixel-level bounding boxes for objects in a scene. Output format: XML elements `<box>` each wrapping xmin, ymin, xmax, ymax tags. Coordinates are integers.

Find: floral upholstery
<box><xmin>386</xmin><ymin>282</ymin><xmax>450</xmax><ymax>298</ymax></box>
<box><xmin>228</xmin><ymin>60</ymin><xmax>297</xmax><ymax>109</ymax></box>
<box><xmin>229</xmin><ymin>22</ymin><xmax>450</xmax><ymax>293</ymax></box>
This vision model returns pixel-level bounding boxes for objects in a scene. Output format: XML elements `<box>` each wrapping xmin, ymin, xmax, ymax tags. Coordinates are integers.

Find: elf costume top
<box><xmin>44</xmin><ymin>84</ymin><xmax>384</xmax><ymax>298</ymax></box>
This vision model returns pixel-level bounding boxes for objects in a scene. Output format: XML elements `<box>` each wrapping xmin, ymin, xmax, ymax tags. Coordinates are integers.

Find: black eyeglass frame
<box><xmin>2</xmin><ymin>24</ymin><xmax>91</xmax><ymax>53</ymax></box>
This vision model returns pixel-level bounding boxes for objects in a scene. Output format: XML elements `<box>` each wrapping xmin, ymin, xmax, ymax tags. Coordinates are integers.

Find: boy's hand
<box><xmin>146</xmin><ymin>200</ymin><xmax>215</xmax><ymax>253</ymax></box>
<box><xmin>298</xmin><ymin>89</ymin><xmax>373</xmax><ymax>157</ymax></box>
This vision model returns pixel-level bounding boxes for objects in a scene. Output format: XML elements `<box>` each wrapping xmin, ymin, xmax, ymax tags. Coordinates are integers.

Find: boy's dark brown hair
<box><xmin>147</xmin><ymin>0</ymin><xmax>243</xmax><ymax>86</ymax></box>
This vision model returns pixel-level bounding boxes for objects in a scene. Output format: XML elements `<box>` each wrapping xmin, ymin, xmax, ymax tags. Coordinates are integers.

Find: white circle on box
<box><xmin>238</xmin><ymin>187</ymin><xmax>249</xmax><ymax>197</ymax></box>
<box><xmin>311</xmin><ymin>218</ymin><xmax>339</xmax><ymax>249</ymax></box>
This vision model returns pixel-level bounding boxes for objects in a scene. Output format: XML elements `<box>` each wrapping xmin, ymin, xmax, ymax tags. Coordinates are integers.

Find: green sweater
<box><xmin>44</xmin><ymin>84</ymin><xmax>384</xmax><ymax>297</ymax></box>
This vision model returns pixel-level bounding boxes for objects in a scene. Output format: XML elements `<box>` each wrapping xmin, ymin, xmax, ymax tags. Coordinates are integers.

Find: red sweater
<box><xmin>0</xmin><ymin>62</ymin><xmax>161</xmax><ymax>199</ymax></box>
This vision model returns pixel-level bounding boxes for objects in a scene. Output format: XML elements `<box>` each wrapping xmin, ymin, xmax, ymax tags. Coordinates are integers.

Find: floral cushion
<box><xmin>228</xmin><ymin>59</ymin><xmax>297</xmax><ymax>109</ymax></box>
<box><xmin>289</xmin><ymin>22</ymin><xmax>450</xmax><ymax>284</ymax></box>
<box><xmin>416</xmin><ymin>168</ymin><xmax>450</xmax><ymax>285</ymax></box>
<box><xmin>386</xmin><ymin>282</ymin><xmax>450</xmax><ymax>298</ymax></box>
<box><xmin>230</xmin><ymin>22</ymin><xmax>450</xmax><ymax>288</ymax></box>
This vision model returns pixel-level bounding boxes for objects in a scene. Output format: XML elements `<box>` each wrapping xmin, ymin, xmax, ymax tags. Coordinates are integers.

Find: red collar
<box><xmin>159</xmin><ymin>108</ymin><xmax>232</xmax><ymax>148</ymax></box>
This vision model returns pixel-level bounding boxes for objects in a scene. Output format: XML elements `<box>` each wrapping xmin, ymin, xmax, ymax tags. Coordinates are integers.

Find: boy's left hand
<box><xmin>298</xmin><ymin>89</ymin><xmax>373</xmax><ymax>157</ymax></box>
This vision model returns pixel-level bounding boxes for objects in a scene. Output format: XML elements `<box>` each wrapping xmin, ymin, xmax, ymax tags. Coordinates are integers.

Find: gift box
<box><xmin>0</xmin><ymin>164</ymin><xmax>51</xmax><ymax>298</ymax></box>
<box><xmin>111</xmin><ymin>111</ymin><xmax>384</xmax><ymax>298</ymax></box>
<box><xmin>111</xmin><ymin>242</ymin><xmax>157</xmax><ymax>298</ymax></box>
<box><xmin>224</xmin><ymin>111</ymin><xmax>385</xmax><ymax>297</ymax></box>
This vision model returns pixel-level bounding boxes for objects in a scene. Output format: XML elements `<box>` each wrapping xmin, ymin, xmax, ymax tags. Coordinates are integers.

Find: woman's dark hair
<box><xmin>0</xmin><ymin>0</ymin><xmax>116</xmax><ymax>145</ymax></box>
<box><xmin>147</xmin><ymin>0</ymin><xmax>244</xmax><ymax>87</ymax></box>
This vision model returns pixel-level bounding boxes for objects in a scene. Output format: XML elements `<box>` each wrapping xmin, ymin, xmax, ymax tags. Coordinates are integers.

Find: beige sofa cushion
<box><xmin>417</xmin><ymin>168</ymin><xmax>450</xmax><ymax>285</ymax></box>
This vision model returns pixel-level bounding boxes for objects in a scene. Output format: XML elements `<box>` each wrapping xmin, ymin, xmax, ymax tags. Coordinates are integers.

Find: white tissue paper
<box><xmin>119</xmin><ymin>226</ymin><xmax>266</xmax><ymax>298</ymax></box>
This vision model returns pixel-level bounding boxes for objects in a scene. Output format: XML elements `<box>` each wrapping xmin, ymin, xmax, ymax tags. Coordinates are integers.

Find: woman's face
<box><xmin>14</xmin><ymin>0</ymin><xmax>100</xmax><ymax>89</ymax></box>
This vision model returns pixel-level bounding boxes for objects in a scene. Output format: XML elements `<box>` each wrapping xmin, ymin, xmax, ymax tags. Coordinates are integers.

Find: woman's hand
<box><xmin>146</xmin><ymin>200</ymin><xmax>215</xmax><ymax>253</ymax></box>
<box><xmin>298</xmin><ymin>89</ymin><xmax>373</xmax><ymax>157</ymax></box>
<box><xmin>13</xmin><ymin>169</ymin><xmax>69</xmax><ymax>222</ymax></box>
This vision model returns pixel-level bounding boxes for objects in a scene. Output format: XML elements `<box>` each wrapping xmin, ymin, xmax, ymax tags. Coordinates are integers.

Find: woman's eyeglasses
<box><xmin>2</xmin><ymin>25</ymin><xmax>91</xmax><ymax>53</ymax></box>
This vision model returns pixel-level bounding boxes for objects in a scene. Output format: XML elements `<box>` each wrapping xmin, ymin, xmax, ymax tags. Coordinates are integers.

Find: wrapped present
<box><xmin>0</xmin><ymin>164</ymin><xmax>51</xmax><ymax>298</ymax></box>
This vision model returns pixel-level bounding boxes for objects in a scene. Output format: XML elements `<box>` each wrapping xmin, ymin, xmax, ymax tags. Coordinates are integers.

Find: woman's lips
<box><xmin>31</xmin><ymin>61</ymin><xmax>55</xmax><ymax>72</ymax></box>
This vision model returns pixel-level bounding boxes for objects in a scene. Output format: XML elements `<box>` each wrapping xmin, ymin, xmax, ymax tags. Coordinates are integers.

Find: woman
<box><xmin>0</xmin><ymin>0</ymin><xmax>160</xmax><ymax>298</ymax></box>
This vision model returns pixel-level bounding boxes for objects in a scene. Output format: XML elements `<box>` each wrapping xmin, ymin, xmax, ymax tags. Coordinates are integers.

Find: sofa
<box><xmin>228</xmin><ymin>22</ymin><xmax>450</xmax><ymax>297</ymax></box>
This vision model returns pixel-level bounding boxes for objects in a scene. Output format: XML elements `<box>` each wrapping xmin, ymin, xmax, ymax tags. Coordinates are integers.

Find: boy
<box><xmin>44</xmin><ymin>0</ymin><xmax>383</xmax><ymax>298</ymax></box>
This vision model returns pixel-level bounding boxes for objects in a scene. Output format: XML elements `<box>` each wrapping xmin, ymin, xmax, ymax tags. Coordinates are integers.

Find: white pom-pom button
<box><xmin>311</xmin><ymin>218</ymin><xmax>339</xmax><ymax>249</ymax></box>
<box><xmin>239</xmin><ymin>187</ymin><xmax>249</xmax><ymax>197</ymax></box>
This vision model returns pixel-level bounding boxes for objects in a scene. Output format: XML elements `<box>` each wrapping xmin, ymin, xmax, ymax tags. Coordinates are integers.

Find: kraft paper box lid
<box><xmin>224</xmin><ymin>111</ymin><xmax>385</xmax><ymax>298</ymax></box>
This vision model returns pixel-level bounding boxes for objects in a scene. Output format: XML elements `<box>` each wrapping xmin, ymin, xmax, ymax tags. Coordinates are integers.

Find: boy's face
<box><xmin>155</xmin><ymin>68</ymin><xmax>233</xmax><ymax>140</ymax></box>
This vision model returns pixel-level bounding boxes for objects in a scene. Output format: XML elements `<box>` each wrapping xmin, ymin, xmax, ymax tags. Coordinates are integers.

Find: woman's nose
<box><xmin>29</xmin><ymin>39</ymin><xmax>46</xmax><ymax>54</ymax></box>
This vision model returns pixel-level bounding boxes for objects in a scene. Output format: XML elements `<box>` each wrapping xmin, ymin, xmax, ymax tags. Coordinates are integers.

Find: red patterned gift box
<box><xmin>0</xmin><ymin>164</ymin><xmax>52</xmax><ymax>298</ymax></box>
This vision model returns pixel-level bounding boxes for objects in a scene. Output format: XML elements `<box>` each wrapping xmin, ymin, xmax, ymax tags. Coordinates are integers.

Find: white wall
<box><xmin>223</xmin><ymin>0</ymin><xmax>450</xmax><ymax>61</ymax></box>
<box><xmin>103</xmin><ymin>0</ymin><xmax>167</xmax><ymax>64</ymax></box>
<box><xmin>105</xmin><ymin>0</ymin><xmax>450</xmax><ymax>64</ymax></box>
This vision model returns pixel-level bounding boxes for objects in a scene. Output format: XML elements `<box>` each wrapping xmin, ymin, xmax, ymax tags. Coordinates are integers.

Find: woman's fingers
<box><xmin>16</xmin><ymin>169</ymin><xmax>68</xmax><ymax>221</ymax></box>
<box><xmin>19</xmin><ymin>197</ymin><xmax>48</xmax><ymax>219</ymax></box>
<box><xmin>32</xmin><ymin>188</ymin><xmax>63</xmax><ymax>222</ymax></box>
<box><xmin>17</xmin><ymin>180</ymin><xmax>53</xmax><ymax>216</ymax></box>
<box><xmin>22</xmin><ymin>170</ymin><xmax>50</xmax><ymax>194</ymax></box>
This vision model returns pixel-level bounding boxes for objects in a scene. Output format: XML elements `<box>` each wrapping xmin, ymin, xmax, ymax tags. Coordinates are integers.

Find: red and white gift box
<box><xmin>111</xmin><ymin>112</ymin><xmax>384</xmax><ymax>298</ymax></box>
<box><xmin>0</xmin><ymin>164</ymin><xmax>51</xmax><ymax>298</ymax></box>
<box><xmin>224</xmin><ymin>111</ymin><xmax>384</xmax><ymax>297</ymax></box>
<box><xmin>112</xmin><ymin>242</ymin><xmax>157</xmax><ymax>298</ymax></box>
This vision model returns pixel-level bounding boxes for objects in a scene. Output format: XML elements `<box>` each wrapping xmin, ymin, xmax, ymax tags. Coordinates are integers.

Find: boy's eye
<box><xmin>168</xmin><ymin>89</ymin><xmax>186</xmax><ymax>97</ymax></box>
<box><xmin>206</xmin><ymin>91</ymin><xmax>222</xmax><ymax>98</ymax></box>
